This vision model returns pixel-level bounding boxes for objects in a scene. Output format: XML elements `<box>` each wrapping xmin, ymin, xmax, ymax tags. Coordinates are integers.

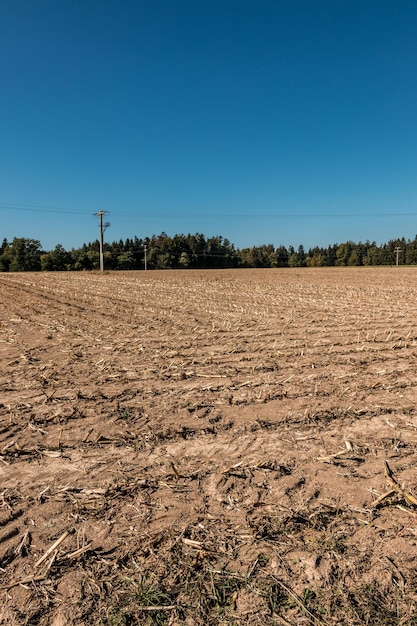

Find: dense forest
<box><xmin>0</xmin><ymin>233</ymin><xmax>416</xmax><ymax>271</ymax></box>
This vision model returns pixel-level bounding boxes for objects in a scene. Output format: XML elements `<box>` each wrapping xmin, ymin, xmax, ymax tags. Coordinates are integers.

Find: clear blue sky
<box><xmin>1</xmin><ymin>0</ymin><xmax>417</xmax><ymax>251</ymax></box>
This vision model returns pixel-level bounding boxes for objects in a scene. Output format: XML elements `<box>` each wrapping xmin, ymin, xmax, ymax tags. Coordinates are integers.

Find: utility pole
<box><xmin>394</xmin><ymin>246</ymin><xmax>402</xmax><ymax>266</ymax></box>
<box><xmin>144</xmin><ymin>245</ymin><xmax>147</xmax><ymax>271</ymax></box>
<box><xmin>94</xmin><ymin>211</ymin><xmax>110</xmax><ymax>272</ymax></box>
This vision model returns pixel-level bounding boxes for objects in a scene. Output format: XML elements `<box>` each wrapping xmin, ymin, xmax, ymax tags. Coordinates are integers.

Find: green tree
<box><xmin>297</xmin><ymin>245</ymin><xmax>306</xmax><ymax>266</ymax></box>
<box><xmin>287</xmin><ymin>245</ymin><xmax>305</xmax><ymax>267</ymax></box>
<box><xmin>116</xmin><ymin>251</ymin><xmax>135</xmax><ymax>269</ymax></box>
<box><xmin>0</xmin><ymin>239</ymin><xmax>10</xmax><ymax>271</ymax></box>
<box><xmin>87</xmin><ymin>249</ymin><xmax>100</xmax><ymax>269</ymax></box>
<box><xmin>2</xmin><ymin>238</ymin><xmax>42</xmax><ymax>271</ymax></box>
<box><xmin>405</xmin><ymin>236</ymin><xmax>417</xmax><ymax>265</ymax></box>
<box><xmin>347</xmin><ymin>248</ymin><xmax>360</xmax><ymax>266</ymax></box>
<box><xmin>275</xmin><ymin>245</ymin><xmax>289</xmax><ymax>267</ymax></box>
<box><xmin>306</xmin><ymin>253</ymin><xmax>325</xmax><ymax>267</ymax></box>
<box><xmin>0</xmin><ymin>238</ymin><xmax>8</xmax><ymax>255</ymax></box>
<box><xmin>178</xmin><ymin>251</ymin><xmax>190</xmax><ymax>268</ymax></box>
<box><xmin>40</xmin><ymin>244</ymin><xmax>71</xmax><ymax>271</ymax></box>
<box><xmin>335</xmin><ymin>242</ymin><xmax>353</xmax><ymax>266</ymax></box>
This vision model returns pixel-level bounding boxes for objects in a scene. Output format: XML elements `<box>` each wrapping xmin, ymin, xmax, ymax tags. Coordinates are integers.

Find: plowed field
<box><xmin>1</xmin><ymin>268</ymin><xmax>417</xmax><ymax>625</ymax></box>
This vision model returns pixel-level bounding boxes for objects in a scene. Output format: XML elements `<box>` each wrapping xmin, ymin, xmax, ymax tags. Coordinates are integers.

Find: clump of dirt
<box><xmin>1</xmin><ymin>268</ymin><xmax>417</xmax><ymax>625</ymax></box>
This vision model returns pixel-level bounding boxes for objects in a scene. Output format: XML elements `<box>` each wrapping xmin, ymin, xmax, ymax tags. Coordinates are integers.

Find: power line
<box><xmin>0</xmin><ymin>204</ymin><xmax>91</xmax><ymax>215</ymax></box>
<box><xmin>1</xmin><ymin>203</ymin><xmax>417</xmax><ymax>219</ymax></box>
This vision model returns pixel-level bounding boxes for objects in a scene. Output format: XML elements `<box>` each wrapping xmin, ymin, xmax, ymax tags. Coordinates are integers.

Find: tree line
<box><xmin>0</xmin><ymin>233</ymin><xmax>416</xmax><ymax>272</ymax></box>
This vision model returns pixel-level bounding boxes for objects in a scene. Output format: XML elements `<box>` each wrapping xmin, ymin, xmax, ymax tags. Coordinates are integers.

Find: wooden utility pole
<box><xmin>144</xmin><ymin>245</ymin><xmax>147</xmax><ymax>271</ymax></box>
<box><xmin>94</xmin><ymin>211</ymin><xmax>110</xmax><ymax>272</ymax></box>
<box><xmin>394</xmin><ymin>246</ymin><xmax>402</xmax><ymax>266</ymax></box>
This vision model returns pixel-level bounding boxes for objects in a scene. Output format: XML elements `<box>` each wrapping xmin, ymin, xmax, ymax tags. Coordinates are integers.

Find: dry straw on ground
<box><xmin>1</xmin><ymin>268</ymin><xmax>417</xmax><ymax>625</ymax></box>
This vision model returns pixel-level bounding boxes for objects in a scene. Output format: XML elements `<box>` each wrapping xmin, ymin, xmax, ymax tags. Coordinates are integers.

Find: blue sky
<box><xmin>1</xmin><ymin>0</ymin><xmax>417</xmax><ymax>251</ymax></box>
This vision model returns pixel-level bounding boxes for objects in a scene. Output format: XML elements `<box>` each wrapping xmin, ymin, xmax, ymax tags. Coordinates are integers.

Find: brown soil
<box><xmin>1</xmin><ymin>268</ymin><xmax>417</xmax><ymax>625</ymax></box>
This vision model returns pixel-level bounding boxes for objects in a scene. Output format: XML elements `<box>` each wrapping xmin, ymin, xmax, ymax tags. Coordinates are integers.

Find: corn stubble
<box><xmin>1</xmin><ymin>268</ymin><xmax>417</xmax><ymax>625</ymax></box>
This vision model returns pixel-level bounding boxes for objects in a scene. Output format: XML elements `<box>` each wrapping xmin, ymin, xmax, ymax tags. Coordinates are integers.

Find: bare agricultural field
<box><xmin>1</xmin><ymin>268</ymin><xmax>417</xmax><ymax>625</ymax></box>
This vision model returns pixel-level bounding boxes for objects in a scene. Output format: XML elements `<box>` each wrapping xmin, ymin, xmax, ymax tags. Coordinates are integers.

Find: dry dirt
<box><xmin>1</xmin><ymin>268</ymin><xmax>417</xmax><ymax>625</ymax></box>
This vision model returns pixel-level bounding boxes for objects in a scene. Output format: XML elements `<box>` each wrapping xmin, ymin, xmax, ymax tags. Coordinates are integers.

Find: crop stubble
<box><xmin>1</xmin><ymin>268</ymin><xmax>417</xmax><ymax>625</ymax></box>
